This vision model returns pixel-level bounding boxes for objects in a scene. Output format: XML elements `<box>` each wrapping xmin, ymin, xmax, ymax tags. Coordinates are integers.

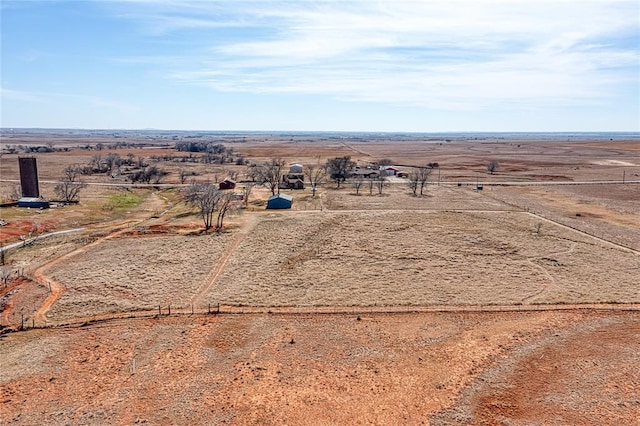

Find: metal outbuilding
<box><xmin>266</xmin><ymin>193</ymin><xmax>293</xmax><ymax>209</ymax></box>
<box><xmin>17</xmin><ymin>197</ymin><xmax>49</xmax><ymax>209</ymax></box>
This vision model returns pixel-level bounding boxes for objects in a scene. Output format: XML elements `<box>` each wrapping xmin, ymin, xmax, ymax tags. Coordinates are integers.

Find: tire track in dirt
<box><xmin>190</xmin><ymin>214</ymin><xmax>259</xmax><ymax>308</ymax></box>
<box><xmin>523</xmin><ymin>242</ymin><xmax>577</xmax><ymax>303</ymax></box>
<box><xmin>32</xmin><ymin>226</ymin><xmax>135</xmax><ymax>324</ymax></box>
<box><xmin>430</xmin><ymin>313</ymin><xmax>640</xmax><ymax>425</ymax></box>
<box><xmin>32</xmin><ymin>193</ymin><xmax>173</xmax><ymax>323</ymax></box>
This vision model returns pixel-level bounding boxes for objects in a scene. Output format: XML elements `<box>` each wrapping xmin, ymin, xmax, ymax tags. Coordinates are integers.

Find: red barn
<box><xmin>219</xmin><ymin>179</ymin><xmax>236</xmax><ymax>190</ymax></box>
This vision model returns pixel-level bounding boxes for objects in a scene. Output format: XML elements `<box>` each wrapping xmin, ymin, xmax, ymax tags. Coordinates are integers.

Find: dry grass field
<box><xmin>212</xmin><ymin>210</ymin><xmax>638</xmax><ymax>308</ymax></box>
<box><xmin>46</xmin><ymin>233</ymin><xmax>236</xmax><ymax>321</ymax></box>
<box><xmin>18</xmin><ymin>198</ymin><xmax>638</xmax><ymax>323</ymax></box>
<box><xmin>1</xmin><ymin>132</ymin><xmax>639</xmax><ymax>424</ymax></box>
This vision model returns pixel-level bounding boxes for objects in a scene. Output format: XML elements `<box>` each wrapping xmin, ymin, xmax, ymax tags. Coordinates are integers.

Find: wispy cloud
<box><xmin>107</xmin><ymin>0</ymin><xmax>640</xmax><ymax>109</ymax></box>
<box><xmin>0</xmin><ymin>87</ymin><xmax>140</xmax><ymax>113</ymax></box>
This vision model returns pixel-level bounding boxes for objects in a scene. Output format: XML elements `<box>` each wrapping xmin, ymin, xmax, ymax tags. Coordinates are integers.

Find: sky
<box><xmin>1</xmin><ymin>0</ymin><xmax>639</xmax><ymax>132</ymax></box>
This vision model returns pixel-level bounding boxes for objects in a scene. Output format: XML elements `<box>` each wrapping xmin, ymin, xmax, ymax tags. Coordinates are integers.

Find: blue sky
<box><xmin>1</xmin><ymin>0</ymin><xmax>638</xmax><ymax>132</ymax></box>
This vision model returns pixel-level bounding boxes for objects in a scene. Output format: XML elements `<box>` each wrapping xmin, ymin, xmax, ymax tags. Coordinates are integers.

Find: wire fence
<box><xmin>5</xmin><ymin>301</ymin><xmax>640</xmax><ymax>334</ymax></box>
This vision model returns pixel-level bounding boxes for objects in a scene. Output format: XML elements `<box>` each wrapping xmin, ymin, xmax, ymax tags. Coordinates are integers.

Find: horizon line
<box><xmin>2</xmin><ymin>127</ymin><xmax>639</xmax><ymax>135</ymax></box>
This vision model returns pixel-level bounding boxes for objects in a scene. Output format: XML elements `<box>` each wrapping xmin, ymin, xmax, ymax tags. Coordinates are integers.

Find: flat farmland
<box><xmin>38</xmin><ymin>208</ymin><xmax>639</xmax><ymax>323</ymax></box>
<box><xmin>46</xmin><ymin>233</ymin><xmax>236</xmax><ymax>321</ymax></box>
<box><xmin>212</xmin><ymin>210</ymin><xmax>639</xmax><ymax>307</ymax></box>
<box><xmin>2</xmin><ymin>133</ymin><xmax>639</xmax><ymax>425</ymax></box>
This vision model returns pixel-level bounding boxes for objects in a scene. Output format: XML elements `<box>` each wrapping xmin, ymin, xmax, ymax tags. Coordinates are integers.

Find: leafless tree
<box><xmin>245</xmin><ymin>164</ymin><xmax>260</xmax><ymax>182</ymax></box>
<box><xmin>223</xmin><ymin>168</ymin><xmax>239</xmax><ymax>181</ymax></box>
<box><xmin>129</xmin><ymin>165</ymin><xmax>166</xmax><ymax>184</ymax></box>
<box><xmin>89</xmin><ymin>154</ymin><xmax>104</xmax><ymax>173</ymax></box>
<box><xmin>215</xmin><ymin>191</ymin><xmax>240</xmax><ymax>231</ymax></box>
<box><xmin>375</xmin><ymin>174</ymin><xmax>387</xmax><ymax>195</ymax></box>
<box><xmin>184</xmin><ymin>181</ymin><xmax>221</xmax><ymax>230</ymax></box>
<box><xmin>326</xmin><ymin>156</ymin><xmax>355</xmax><ymax>188</ymax></box>
<box><xmin>104</xmin><ymin>153</ymin><xmax>122</xmax><ymax>174</ymax></box>
<box><xmin>352</xmin><ymin>176</ymin><xmax>365</xmax><ymax>195</ymax></box>
<box><xmin>55</xmin><ymin>165</ymin><xmax>88</xmax><ymax>203</ymax></box>
<box><xmin>241</xmin><ymin>183</ymin><xmax>255</xmax><ymax>207</ymax></box>
<box><xmin>408</xmin><ymin>175</ymin><xmax>419</xmax><ymax>196</ymax></box>
<box><xmin>304</xmin><ymin>161</ymin><xmax>327</xmax><ymax>197</ymax></box>
<box><xmin>487</xmin><ymin>160</ymin><xmax>499</xmax><ymax>174</ymax></box>
<box><xmin>27</xmin><ymin>221</ymin><xmax>41</xmax><ymax>243</ymax></box>
<box><xmin>179</xmin><ymin>169</ymin><xmax>189</xmax><ymax>184</ymax></box>
<box><xmin>535</xmin><ymin>222</ymin><xmax>543</xmax><ymax>236</ymax></box>
<box><xmin>408</xmin><ymin>165</ymin><xmax>433</xmax><ymax>196</ymax></box>
<box><xmin>257</xmin><ymin>158</ymin><xmax>284</xmax><ymax>195</ymax></box>
<box><xmin>126</xmin><ymin>153</ymin><xmax>136</xmax><ymax>166</ymax></box>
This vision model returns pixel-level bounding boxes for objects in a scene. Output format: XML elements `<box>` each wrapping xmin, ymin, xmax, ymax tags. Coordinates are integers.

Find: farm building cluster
<box><xmin>281</xmin><ymin>163</ymin><xmax>305</xmax><ymax>190</ymax></box>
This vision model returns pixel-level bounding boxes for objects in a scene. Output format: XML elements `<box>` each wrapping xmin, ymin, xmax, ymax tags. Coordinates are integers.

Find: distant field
<box><xmin>41</xmin><ymin>210</ymin><xmax>639</xmax><ymax>321</ymax></box>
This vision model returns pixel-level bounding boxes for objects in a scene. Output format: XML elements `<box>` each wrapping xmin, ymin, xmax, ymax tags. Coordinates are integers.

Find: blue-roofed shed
<box><xmin>18</xmin><ymin>197</ymin><xmax>49</xmax><ymax>209</ymax></box>
<box><xmin>266</xmin><ymin>193</ymin><xmax>293</xmax><ymax>209</ymax></box>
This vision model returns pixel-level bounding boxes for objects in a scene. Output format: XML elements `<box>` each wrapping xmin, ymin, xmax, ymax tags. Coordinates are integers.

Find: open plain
<box><xmin>1</xmin><ymin>131</ymin><xmax>639</xmax><ymax>424</ymax></box>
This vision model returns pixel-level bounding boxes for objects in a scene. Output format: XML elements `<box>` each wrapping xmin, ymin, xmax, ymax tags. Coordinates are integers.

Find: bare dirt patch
<box><xmin>433</xmin><ymin>311</ymin><xmax>640</xmax><ymax>425</ymax></box>
<box><xmin>1</xmin><ymin>311</ymin><xmax>638</xmax><ymax>425</ymax></box>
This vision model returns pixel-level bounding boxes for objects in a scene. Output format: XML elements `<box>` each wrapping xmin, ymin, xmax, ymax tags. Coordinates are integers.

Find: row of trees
<box><xmin>77</xmin><ymin>153</ymin><xmax>167</xmax><ymax>183</ymax></box>
<box><xmin>246</xmin><ymin>156</ymin><xmax>439</xmax><ymax>197</ymax></box>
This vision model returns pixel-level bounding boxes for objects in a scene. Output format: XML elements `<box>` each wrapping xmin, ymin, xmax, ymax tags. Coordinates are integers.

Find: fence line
<box><xmin>5</xmin><ymin>301</ymin><xmax>640</xmax><ymax>334</ymax></box>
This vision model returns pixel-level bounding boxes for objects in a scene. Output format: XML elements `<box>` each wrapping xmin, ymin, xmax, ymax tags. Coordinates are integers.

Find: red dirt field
<box><xmin>0</xmin><ymin>220</ymin><xmax>56</xmax><ymax>245</ymax></box>
<box><xmin>1</xmin><ymin>310</ymin><xmax>638</xmax><ymax>425</ymax></box>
